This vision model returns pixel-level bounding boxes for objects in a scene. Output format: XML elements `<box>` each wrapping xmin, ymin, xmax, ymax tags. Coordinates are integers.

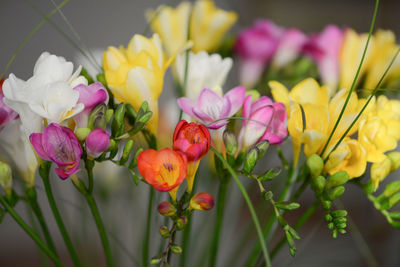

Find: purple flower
<box><xmin>30</xmin><ymin>123</ymin><xmax>82</xmax><ymax>179</ymax></box>
<box><xmin>0</xmin><ymin>93</ymin><xmax>18</xmax><ymax>130</ymax></box>
<box><xmin>85</xmin><ymin>128</ymin><xmax>110</xmax><ymax>159</ymax></box>
<box><xmin>272</xmin><ymin>29</ymin><xmax>308</xmax><ymax>68</ymax></box>
<box><xmin>235</xmin><ymin>20</ymin><xmax>284</xmax><ymax>87</ymax></box>
<box><xmin>177</xmin><ymin>86</ymin><xmax>246</xmax><ymax>129</ymax></box>
<box><xmin>73</xmin><ymin>82</ymin><xmax>108</xmax><ymax>128</ymax></box>
<box><xmin>239</xmin><ymin>95</ymin><xmax>287</xmax><ymax>150</ymax></box>
<box><xmin>303</xmin><ymin>25</ymin><xmax>343</xmax><ymax>96</ymax></box>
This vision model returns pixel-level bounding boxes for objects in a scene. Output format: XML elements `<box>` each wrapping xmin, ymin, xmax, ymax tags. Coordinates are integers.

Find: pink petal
<box><xmin>177</xmin><ymin>97</ymin><xmax>196</xmax><ymax>118</ymax></box>
<box><xmin>29</xmin><ymin>133</ymin><xmax>50</xmax><ymax>161</ymax></box>
<box><xmin>225</xmin><ymin>86</ymin><xmax>245</xmax><ymax>117</ymax></box>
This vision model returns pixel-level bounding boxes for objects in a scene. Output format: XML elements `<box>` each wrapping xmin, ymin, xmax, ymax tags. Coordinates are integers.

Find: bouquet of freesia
<box><xmin>1</xmin><ymin>0</ymin><xmax>400</xmax><ymax>266</ymax></box>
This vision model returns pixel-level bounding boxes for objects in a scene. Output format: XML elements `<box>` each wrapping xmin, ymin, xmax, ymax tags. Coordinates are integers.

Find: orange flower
<box><xmin>137</xmin><ymin>148</ymin><xmax>187</xmax><ymax>201</ymax></box>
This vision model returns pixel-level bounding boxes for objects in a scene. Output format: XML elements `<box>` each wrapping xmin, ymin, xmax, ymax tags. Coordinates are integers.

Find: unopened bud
<box><xmin>328</xmin><ymin>186</ymin><xmax>345</xmax><ymax>200</ymax></box>
<box><xmin>137</xmin><ymin>111</ymin><xmax>153</xmax><ymax>125</ymax></box>
<box><xmin>322</xmin><ymin>200</ymin><xmax>331</xmax><ymax>210</ymax></box>
<box><xmin>170</xmin><ymin>244</ymin><xmax>182</xmax><ymax>254</ymax></box>
<box><xmin>190</xmin><ymin>193</ymin><xmax>215</xmax><ymax>211</ymax></box>
<box><xmin>223</xmin><ymin>130</ymin><xmax>238</xmax><ymax>156</ymax></box>
<box><xmin>383</xmin><ymin>181</ymin><xmax>400</xmax><ymax>197</ymax></box>
<box><xmin>105</xmin><ymin>109</ymin><xmax>114</xmax><ymax>123</ymax></box>
<box><xmin>159</xmin><ymin>226</ymin><xmax>170</xmax><ymax>238</ymax></box>
<box><xmin>120</xmin><ymin>140</ymin><xmax>134</xmax><ymax>165</ymax></box>
<box><xmin>326</xmin><ymin>171</ymin><xmax>349</xmax><ymax>189</ymax></box>
<box><xmin>88</xmin><ymin>104</ymin><xmax>107</xmax><ymax>129</ymax></box>
<box><xmin>157</xmin><ymin>201</ymin><xmax>176</xmax><ymax>217</ymax></box>
<box><xmin>86</xmin><ymin>128</ymin><xmax>110</xmax><ymax>159</ymax></box>
<box><xmin>371</xmin><ymin>158</ymin><xmax>391</xmax><ymax>191</ymax></box>
<box><xmin>256</xmin><ymin>141</ymin><xmax>269</xmax><ymax>159</ymax></box>
<box><xmin>262</xmin><ymin>191</ymin><xmax>273</xmax><ymax>201</ymax></box>
<box><xmin>275</xmin><ymin>201</ymin><xmax>300</xmax><ymax>211</ymax></box>
<box><xmin>243</xmin><ymin>147</ymin><xmax>259</xmax><ymax>174</ymax></box>
<box><xmin>75</xmin><ymin>128</ymin><xmax>91</xmax><ymax>142</ymax></box>
<box><xmin>125</xmin><ymin>104</ymin><xmax>137</xmax><ymax>119</ymax></box>
<box><xmin>150</xmin><ymin>253</ymin><xmax>163</xmax><ymax>265</ymax></box>
<box><xmin>331</xmin><ymin>210</ymin><xmax>347</xmax><ymax>218</ymax></box>
<box><xmin>0</xmin><ymin>161</ymin><xmax>12</xmax><ymax>196</ymax></box>
<box><xmin>176</xmin><ymin>216</ymin><xmax>188</xmax><ymax>230</ymax></box>
<box><xmin>388</xmin><ymin>152</ymin><xmax>400</xmax><ymax>172</ymax></box>
<box><xmin>389</xmin><ymin>193</ymin><xmax>400</xmax><ymax>208</ymax></box>
<box><xmin>306</xmin><ymin>154</ymin><xmax>324</xmax><ymax>178</ymax></box>
<box><xmin>313</xmin><ymin>175</ymin><xmax>326</xmax><ymax>194</ymax></box>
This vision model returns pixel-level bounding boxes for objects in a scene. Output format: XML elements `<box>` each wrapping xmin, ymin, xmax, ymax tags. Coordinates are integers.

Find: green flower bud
<box><xmin>331</xmin><ymin>210</ymin><xmax>347</xmax><ymax>218</ymax></box>
<box><xmin>312</xmin><ymin>175</ymin><xmax>326</xmax><ymax>194</ymax></box>
<box><xmin>327</xmin><ymin>222</ymin><xmax>334</xmax><ymax>230</ymax></box>
<box><xmin>325</xmin><ymin>214</ymin><xmax>333</xmax><ymax>222</ymax></box>
<box><xmin>326</xmin><ymin>171</ymin><xmax>349</xmax><ymax>189</ymax></box>
<box><xmin>262</xmin><ymin>191</ymin><xmax>273</xmax><ymax>201</ymax></box>
<box><xmin>120</xmin><ymin>140</ymin><xmax>134</xmax><ymax>165</ymax></box>
<box><xmin>306</xmin><ymin>154</ymin><xmax>324</xmax><ymax>178</ymax></box>
<box><xmin>159</xmin><ymin>226</ymin><xmax>170</xmax><ymax>238</ymax></box>
<box><xmin>333</xmin><ymin>217</ymin><xmax>346</xmax><ymax>225</ymax></box>
<box><xmin>105</xmin><ymin>109</ymin><xmax>114</xmax><ymax>123</ymax></box>
<box><xmin>389</xmin><ymin>211</ymin><xmax>400</xmax><ymax>220</ymax></box>
<box><xmin>125</xmin><ymin>104</ymin><xmax>137</xmax><ymax>120</ymax></box>
<box><xmin>322</xmin><ymin>200</ymin><xmax>331</xmax><ymax>210</ymax></box>
<box><xmin>88</xmin><ymin>104</ymin><xmax>107</xmax><ymax>129</ymax></box>
<box><xmin>336</xmin><ymin>223</ymin><xmax>347</xmax><ymax>229</ymax></box>
<box><xmin>383</xmin><ymin>181</ymin><xmax>400</xmax><ymax>198</ymax></box>
<box><xmin>328</xmin><ymin>186</ymin><xmax>345</xmax><ymax>200</ymax></box>
<box><xmin>275</xmin><ymin>202</ymin><xmax>300</xmax><ymax>211</ymax></box>
<box><xmin>75</xmin><ymin>128</ymin><xmax>92</xmax><ymax>142</ymax></box>
<box><xmin>332</xmin><ymin>229</ymin><xmax>338</xmax><ymax>238</ymax></box>
<box><xmin>170</xmin><ymin>244</ymin><xmax>182</xmax><ymax>254</ymax></box>
<box><xmin>223</xmin><ymin>130</ymin><xmax>238</xmax><ymax>156</ymax></box>
<box><xmin>114</xmin><ymin>103</ymin><xmax>126</xmax><ymax>125</ymax></box>
<box><xmin>389</xmin><ymin>193</ymin><xmax>400</xmax><ymax>208</ymax></box>
<box><xmin>176</xmin><ymin>216</ymin><xmax>188</xmax><ymax>230</ymax></box>
<box><xmin>338</xmin><ymin>228</ymin><xmax>347</xmax><ymax>234</ymax></box>
<box><xmin>255</xmin><ymin>141</ymin><xmax>269</xmax><ymax>159</ymax></box>
<box><xmin>150</xmin><ymin>254</ymin><xmax>163</xmax><ymax>265</ymax></box>
<box><xmin>388</xmin><ymin>152</ymin><xmax>400</xmax><ymax>172</ymax></box>
<box><xmin>107</xmin><ymin>139</ymin><xmax>117</xmax><ymax>151</ymax></box>
<box><xmin>0</xmin><ymin>161</ymin><xmax>12</xmax><ymax>196</ymax></box>
<box><xmin>243</xmin><ymin>147</ymin><xmax>259</xmax><ymax>174</ymax></box>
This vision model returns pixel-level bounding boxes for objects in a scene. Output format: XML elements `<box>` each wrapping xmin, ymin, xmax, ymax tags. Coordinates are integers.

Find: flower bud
<box><xmin>114</xmin><ymin>103</ymin><xmax>126</xmax><ymax>125</ymax></box>
<box><xmin>85</xmin><ymin>128</ymin><xmax>110</xmax><ymax>159</ymax></box>
<box><xmin>371</xmin><ymin>157</ymin><xmax>391</xmax><ymax>191</ymax></box>
<box><xmin>383</xmin><ymin>181</ymin><xmax>400</xmax><ymax>198</ymax></box>
<box><xmin>256</xmin><ymin>141</ymin><xmax>270</xmax><ymax>159</ymax></box>
<box><xmin>330</xmin><ymin>210</ymin><xmax>347</xmax><ymax>218</ymax></box>
<box><xmin>326</xmin><ymin>171</ymin><xmax>349</xmax><ymax>189</ymax></box>
<box><xmin>388</xmin><ymin>152</ymin><xmax>400</xmax><ymax>172</ymax></box>
<box><xmin>170</xmin><ymin>244</ymin><xmax>182</xmax><ymax>254</ymax></box>
<box><xmin>150</xmin><ymin>254</ymin><xmax>163</xmax><ymax>265</ymax></box>
<box><xmin>275</xmin><ymin>201</ymin><xmax>300</xmax><ymax>211</ymax></box>
<box><xmin>0</xmin><ymin>161</ymin><xmax>12</xmax><ymax>196</ymax></box>
<box><xmin>322</xmin><ymin>200</ymin><xmax>331</xmax><ymax>210</ymax></box>
<box><xmin>389</xmin><ymin>193</ymin><xmax>400</xmax><ymax>209</ymax></box>
<box><xmin>223</xmin><ymin>130</ymin><xmax>238</xmax><ymax>156</ymax></box>
<box><xmin>88</xmin><ymin>104</ymin><xmax>107</xmax><ymax>129</ymax></box>
<box><xmin>120</xmin><ymin>140</ymin><xmax>134</xmax><ymax>165</ymax></box>
<box><xmin>159</xmin><ymin>225</ymin><xmax>170</xmax><ymax>238</ymax></box>
<box><xmin>176</xmin><ymin>216</ymin><xmax>188</xmax><ymax>230</ymax></box>
<box><xmin>243</xmin><ymin>147</ymin><xmax>259</xmax><ymax>174</ymax></box>
<box><xmin>75</xmin><ymin>128</ymin><xmax>92</xmax><ymax>142</ymax></box>
<box><xmin>157</xmin><ymin>201</ymin><xmax>177</xmax><ymax>217</ymax></box>
<box><xmin>190</xmin><ymin>192</ymin><xmax>215</xmax><ymax>211</ymax></box>
<box><xmin>306</xmin><ymin>154</ymin><xmax>324</xmax><ymax>178</ymax></box>
<box><xmin>328</xmin><ymin>186</ymin><xmax>345</xmax><ymax>200</ymax></box>
<box><xmin>105</xmin><ymin>109</ymin><xmax>114</xmax><ymax>123</ymax></box>
<box><xmin>312</xmin><ymin>175</ymin><xmax>326</xmax><ymax>194</ymax></box>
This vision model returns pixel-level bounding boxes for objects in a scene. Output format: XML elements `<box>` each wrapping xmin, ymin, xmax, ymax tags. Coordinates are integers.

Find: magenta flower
<box><xmin>0</xmin><ymin>93</ymin><xmax>18</xmax><ymax>130</ymax></box>
<box><xmin>272</xmin><ymin>29</ymin><xmax>308</xmax><ymax>68</ymax></box>
<box><xmin>177</xmin><ymin>86</ymin><xmax>246</xmax><ymax>129</ymax></box>
<box><xmin>238</xmin><ymin>95</ymin><xmax>287</xmax><ymax>150</ymax></box>
<box><xmin>303</xmin><ymin>25</ymin><xmax>343</xmax><ymax>96</ymax></box>
<box><xmin>30</xmin><ymin>123</ymin><xmax>82</xmax><ymax>179</ymax></box>
<box><xmin>85</xmin><ymin>128</ymin><xmax>110</xmax><ymax>159</ymax></box>
<box><xmin>73</xmin><ymin>82</ymin><xmax>109</xmax><ymax>128</ymax></box>
<box><xmin>235</xmin><ymin>20</ymin><xmax>284</xmax><ymax>87</ymax></box>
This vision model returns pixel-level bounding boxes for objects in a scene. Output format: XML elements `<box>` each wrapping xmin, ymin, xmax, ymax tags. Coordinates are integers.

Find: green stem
<box><xmin>209</xmin><ymin>178</ymin><xmax>229</xmax><ymax>267</ymax></box>
<box><xmin>270</xmin><ymin>201</ymin><xmax>319</xmax><ymax>259</ymax></box>
<box><xmin>39</xmin><ymin>163</ymin><xmax>82</xmax><ymax>267</ymax></box>
<box><xmin>212</xmin><ymin>147</ymin><xmax>272</xmax><ymax>267</ymax></box>
<box><xmin>143</xmin><ymin>187</ymin><xmax>154</xmax><ymax>267</ymax></box>
<box><xmin>26</xmin><ymin>187</ymin><xmax>59</xmax><ymax>258</ymax></box>
<box><xmin>0</xmin><ymin>194</ymin><xmax>62</xmax><ymax>267</ymax></box>
<box><xmin>319</xmin><ymin>0</ymin><xmax>379</xmax><ymax>157</ymax></box>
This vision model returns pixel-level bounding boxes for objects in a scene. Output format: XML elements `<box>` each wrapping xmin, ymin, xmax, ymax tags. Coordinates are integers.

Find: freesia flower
<box><xmin>370</xmin><ymin>156</ymin><xmax>391</xmax><ymax>191</ymax></box>
<box><xmin>238</xmin><ymin>95</ymin><xmax>287</xmax><ymax>151</ymax></box>
<box><xmin>0</xmin><ymin>91</ymin><xmax>18</xmax><ymax>131</ymax></box>
<box><xmin>30</xmin><ymin>123</ymin><xmax>82</xmax><ymax>179</ymax></box>
<box><xmin>0</xmin><ymin>120</ymin><xmax>38</xmax><ymax>187</ymax></box>
<box><xmin>177</xmin><ymin>86</ymin><xmax>246</xmax><ymax>129</ymax></box>
<box><xmin>304</xmin><ymin>25</ymin><xmax>343</xmax><ymax>96</ymax></box>
<box><xmin>272</xmin><ymin>29</ymin><xmax>308</xmax><ymax>69</ymax></box>
<box><xmin>103</xmin><ymin>34</ymin><xmax>170</xmax><ymax>135</ymax></box>
<box><xmin>175</xmin><ymin>51</ymin><xmax>233</xmax><ymax>100</ymax></box>
<box><xmin>137</xmin><ymin>148</ymin><xmax>187</xmax><ymax>201</ymax></box>
<box><xmin>235</xmin><ymin>20</ymin><xmax>284</xmax><ymax>88</ymax></box>
<box><xmin>190</xmin><ymin>0</ymin><xmax>237</xmax><ymax>52</ymax></box>
<box><xmin>157</xmin><ymin>201</ymin><xmax>177</xmax><ymax>217</ymax></box>
<box><xmin>173</xmin><ymin>120</ymin><xmax>210</xmax><ymax>192</ymax></box>
<box><xmin>190</xmin><ymin>192</ymin><xmax>215</xmax><ymax>211</ymax></box>
<box><xmin>85</xmin><ymin>128</ymin><xmax>110</xmax><ymax>159</ymax></box>
<box><xmin>2</xmin><ymin>52</ymin><xmax>86</xmax><ymax>135</ymax></box>
<box><xmin>73</xmin><ymin>82</ymin><xmax>108</xmax><ymax>128</ymax></box>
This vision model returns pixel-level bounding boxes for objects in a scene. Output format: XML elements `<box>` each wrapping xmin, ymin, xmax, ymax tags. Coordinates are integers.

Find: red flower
<box><xmin>173</xmin><ymin>120</ymin><xmax>211</xmax><ymax>162</ymax></box>
<box><xmin>137</xmin><ymin>148</ymin><xmax>187</xmax><ymax>200</ymax></box>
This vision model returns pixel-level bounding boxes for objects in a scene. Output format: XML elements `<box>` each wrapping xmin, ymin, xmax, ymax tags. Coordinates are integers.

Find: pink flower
<box><xmin>30</xmin><ymin>123</ymin><xmax>82</xmax><ymax>179</ymax></box>
<box><xmin>190</xmin><ymin>192</ymin><xmax>215</xmax><ymax>211</ymax></box>
<box><xmin>303</xmin><ymin>25</ymin><xmax>343</xmax><ymax>96</ymax></box>
<box><xmin>73</xmin><ymin>82</ymin><xmax>108</xmax><ymax>128</ymax></box>
<box><xmin>272</xmin><ymin>29</ymin><xmax>308</xmax><ymax>68</ymax></box>
<box><xmin>85</xmin><ymin>128</ymin><xmax>110</xmax><ymax>159</ymax></box>
<box><xmin>235</xmin><ymin>20</ymin><xmax>284</xmax><ymax>87</ymax></box>
<box><xmin>239</xmin><ymin>95</ymin><xmax>287</xmax><ymax>150</ymax></box>
<box><xmin>177</xmin><ymin>86</ymin><xmax>246</xmax><ymax>129</ymax></box>
<box><xmin>0</xmin><ymin>94</ymin><xmax>18</xmax><ymax>131</ymax></box>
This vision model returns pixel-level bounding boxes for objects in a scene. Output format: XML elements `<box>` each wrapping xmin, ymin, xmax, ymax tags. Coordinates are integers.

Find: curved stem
<box><xmin>39</xmin><ymin>163</ymin><xmax>82</xmax><ymax>267</ymax></box>
<box><xmin>26</xmin><ymin>187</ymin><xmax>59</xmax><ymax>258</ymax></box>
<box><xmin>209</xmin><ymin>178</ymin><xmax>229</xmax><ymax>267</ymax></box>
<box><xmin>142</xmin><ymin>187</ymin><xmax>154</xmax><ymax>267</ymax></box>
<box><xmin>212</xmin><ymin>147</ymin><xmax>272</xmax><ymax>267</ymax></box>
<box><xmin>0</xmin><ymin>194</ymin><xmax>62</xmax><ymax>267</ymax></box>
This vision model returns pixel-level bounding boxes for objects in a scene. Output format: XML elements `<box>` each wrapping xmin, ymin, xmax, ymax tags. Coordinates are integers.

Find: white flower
<box><xmin>0</xmin><ymin>120</ymin><xmax>38</xmax><ymax>187</ymax></box>
<box><xmin>2</xmin><ymin>52</ymin><xmax>87</xmax><ymax>135</ymax></box>
<box><xmin>175</xmin><ymin>51</ymin><xmax>233</xmax><ymax>100</ymax></box>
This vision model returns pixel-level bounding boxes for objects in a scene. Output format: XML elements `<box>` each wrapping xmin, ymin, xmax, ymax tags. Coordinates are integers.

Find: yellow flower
<box><xmin>364</xmin><ymin>30</ymin><xmax>400</xmax><ymax>89</ymax></box>
<box><xmin>103</xmin><ymin>34</ymin><xmax>171</xmax><ymax>135</ymax></box>
<box><xmin>147</xmin><ymin>0</ymin><xmax>237</xmax><ymax>55</ymax></box>
<box><xmin>323</xmin><ymin>138</ymin><xmax>366</xmax><ymax>179</ymax></box>
<box><xmin>370</xmin><ymin>156</ymin><xmax>391</xmax><ymax>191</ymax></box>
<box><xmin>146</xmin><ymin>2</ymin><xmax>191</xmax><ymax>57</ymax></box>
<box><xmin>339</xmin><ymin>29</ymin><xmax>374</xmax><ymax>90</ymax></box>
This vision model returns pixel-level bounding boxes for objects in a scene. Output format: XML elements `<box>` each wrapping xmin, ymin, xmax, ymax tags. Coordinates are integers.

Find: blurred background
<box><xmin>1</xmin><ymin>0</ymin><xmax>400</xmax><ymax>266</ymax></box>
